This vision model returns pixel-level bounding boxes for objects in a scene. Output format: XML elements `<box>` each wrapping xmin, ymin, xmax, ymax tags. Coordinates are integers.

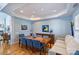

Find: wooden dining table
<box><xmin>26</xmin><ymin>36</ymin><xmax>51</xmax><ymax>44</ymax></box>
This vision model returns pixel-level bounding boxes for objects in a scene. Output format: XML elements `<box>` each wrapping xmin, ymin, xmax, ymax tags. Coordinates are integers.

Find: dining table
<box><xmin>26</xmin><ymin>36</ymin><xmax>51</xmax><ymax>44</ymax></box>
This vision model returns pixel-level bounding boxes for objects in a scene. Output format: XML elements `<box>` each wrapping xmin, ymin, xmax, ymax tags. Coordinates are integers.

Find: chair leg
<box><xmin>20</xmin><ymin>44</ymin><xmax>23</xmax><ymax>48</ymax></box>
<box><xmin>39</xmin><ymin>48</ymin><xmax>44</xmax><ymax>55</ymax></box>
<box><xmin>19</xmin><ymin>43</ymin><xmax>21</xmax><ymax>47</ymax></box>
<box><xmin>43</xmin><ymin>47</ymin><xmax>46</xmax><ymax>55</ymax></box>
<box><xmin>26</xmin><ymin>43</ymin><xmax>27</xmax><ymax>49</ymax></box>
<box><xmin>40</xmin><ymin>50</ymin><xmax>42</xmax><ymax>55</ymax></box>
<box><xmin>19</xmin><ymin>40</ymin><xmax>20</xmax><ymax>47</ymax></box>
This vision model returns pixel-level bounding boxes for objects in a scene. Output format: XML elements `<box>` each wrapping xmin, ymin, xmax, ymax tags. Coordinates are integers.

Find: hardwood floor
<box><xmin>0</xmin><ymin>41</ymin><xmax>53</xmax><ymax>55</ymax></box>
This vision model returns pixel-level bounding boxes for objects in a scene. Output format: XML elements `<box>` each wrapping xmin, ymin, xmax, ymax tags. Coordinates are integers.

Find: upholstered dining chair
<box><xmin>32</xmin><ymin>40</ymin><xmax>46</xmax><ymax>54</ymax></box>
<box><xmin>20</xmin><ymin>37</ymin><xmax>27</xmax><ymax>48</ymax></box>
<box><xmin>26</xmin><ymin>39</ymin><xmax>33</xmax><ymax>49</ymax></box>
<box><xmin>19</xmin><ymin>34</ymin><xmax>25</xmax><ymax>47</ymax></box>
<box><xmin>19</xmin><ymin>34</ymin><xmax>25</xmax><ymax>38</ymax></box>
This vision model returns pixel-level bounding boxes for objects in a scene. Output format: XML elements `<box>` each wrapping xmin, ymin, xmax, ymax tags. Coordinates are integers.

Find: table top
<box><xmin>26</xmin><ymin>36</ymin><xmax>51</xmax><ymax>44</ymax></box>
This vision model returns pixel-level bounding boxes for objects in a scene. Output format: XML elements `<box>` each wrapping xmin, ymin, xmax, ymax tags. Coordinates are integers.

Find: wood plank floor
<box><xmin>0</xmin><ymin>41</ymin><xmax>53</xmax><ymax>55</ymax></box>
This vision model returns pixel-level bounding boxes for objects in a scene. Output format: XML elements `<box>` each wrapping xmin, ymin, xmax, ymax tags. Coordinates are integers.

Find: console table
<box><xmin>36</xmin><ymin>33</ymin><xmax>54</xmax><ymax>44</ymax></box>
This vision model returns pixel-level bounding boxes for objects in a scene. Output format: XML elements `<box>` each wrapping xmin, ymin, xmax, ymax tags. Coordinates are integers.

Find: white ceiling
<box><xmin>2</xmin><ymin>3</ymin><xmax>79</xmax><ymax>21</ymax></box>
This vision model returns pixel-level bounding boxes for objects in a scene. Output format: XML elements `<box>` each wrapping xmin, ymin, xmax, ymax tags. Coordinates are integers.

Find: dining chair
<box><xmin>20</xmin><ymin>37</ymin><xmax>27</xmax><ymax>48</ymax></box>
<box><xmin>26</xmin><ymin>39</ymin><xmax>33</xmax><ymax>49</ymax></box>
<box><xmin>19</xmin><ymin>34</ymin><xmax>25</xmax><ymax>38</ymax></box>
<box><xmin>19</xmin><ymin>34</ymin><xmax>25</xmax><ymax>47</ymax></box>
<box><xmin>32</xmin><ymin>40</ymin><xmax>46</xmax><ymax>54</ymax></box>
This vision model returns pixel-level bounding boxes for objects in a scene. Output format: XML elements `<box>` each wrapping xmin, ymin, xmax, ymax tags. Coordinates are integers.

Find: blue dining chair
<box><xmin>19</xmin><ymin>34</ymin><xmax>25</xmax><ymax>38</ymax></box>
<box><xmin>20</xmin><ymin>37</ymin><xmax>27</xmax><ymax>45</ymax></box>
<box><xmin>26</xmin><ymin>39</ymin><xmax>33</xmax><ymax>48</ymax></box>
<box><xmin>32</xmin><ymin>40</ymin><xmax>46</xmax><ymax>54</ymax></box>
<box><xmin>19</xmin><ymin>34</ymin><xmax>25</xmax><ymax>47</ymax></box>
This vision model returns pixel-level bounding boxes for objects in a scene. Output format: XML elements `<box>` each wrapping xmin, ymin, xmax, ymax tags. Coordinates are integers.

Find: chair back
<box><xmin>26</xmin><ymin>39</ymin><xmax>33</xmax><ymax>47</ymax></box>
<box><xmin>19</xmin><ymin>34</ymin><xmax>25</xmax><ymax>37</ymax></box>
<box><xmin>19</xmin><ymin>34</ymin><xmax>25</xmax><ymax>40</ymax></box>
<box><xmin>32</xmin><ymin>40</ymin><xmax>45</xmax><ymax>49</ymax></box>
<box><xmin>20</xmin><ymin>37</ymin><xmax>26</xmax><ymax>45</ymax></box>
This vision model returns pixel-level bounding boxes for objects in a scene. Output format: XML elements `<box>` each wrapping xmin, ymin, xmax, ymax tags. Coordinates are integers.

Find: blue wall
<box><xmin>13</xmin><ymin>17</ymin><xmax>32</xmax><ymax>36</ymax></box>
<box><xmin>11</xmin><ymin>17</ymin><xmax>32</xmax><ymax>44</ymax></box>
<box><xmin>32</xmin><ymin>16</ymin><xmax>72</xmax><ymax>37</ymax></box>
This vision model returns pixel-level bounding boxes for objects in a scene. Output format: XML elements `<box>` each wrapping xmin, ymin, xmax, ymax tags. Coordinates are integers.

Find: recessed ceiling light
<box><xmin>20</xmin><ymin>10</ymin><xmax>23</xmax><ymax>13</ymax></box>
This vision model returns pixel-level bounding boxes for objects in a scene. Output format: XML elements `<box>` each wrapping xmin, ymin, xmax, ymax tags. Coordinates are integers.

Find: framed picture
<box><xmin>21</xmin><ymin>25</ymin><xmax>27</xmax><ymax>30</ymax></box>
<box><xmin>42</xmin><ymin>25</ymin><xmax>49</xmax><ymax>32</ymax></box>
